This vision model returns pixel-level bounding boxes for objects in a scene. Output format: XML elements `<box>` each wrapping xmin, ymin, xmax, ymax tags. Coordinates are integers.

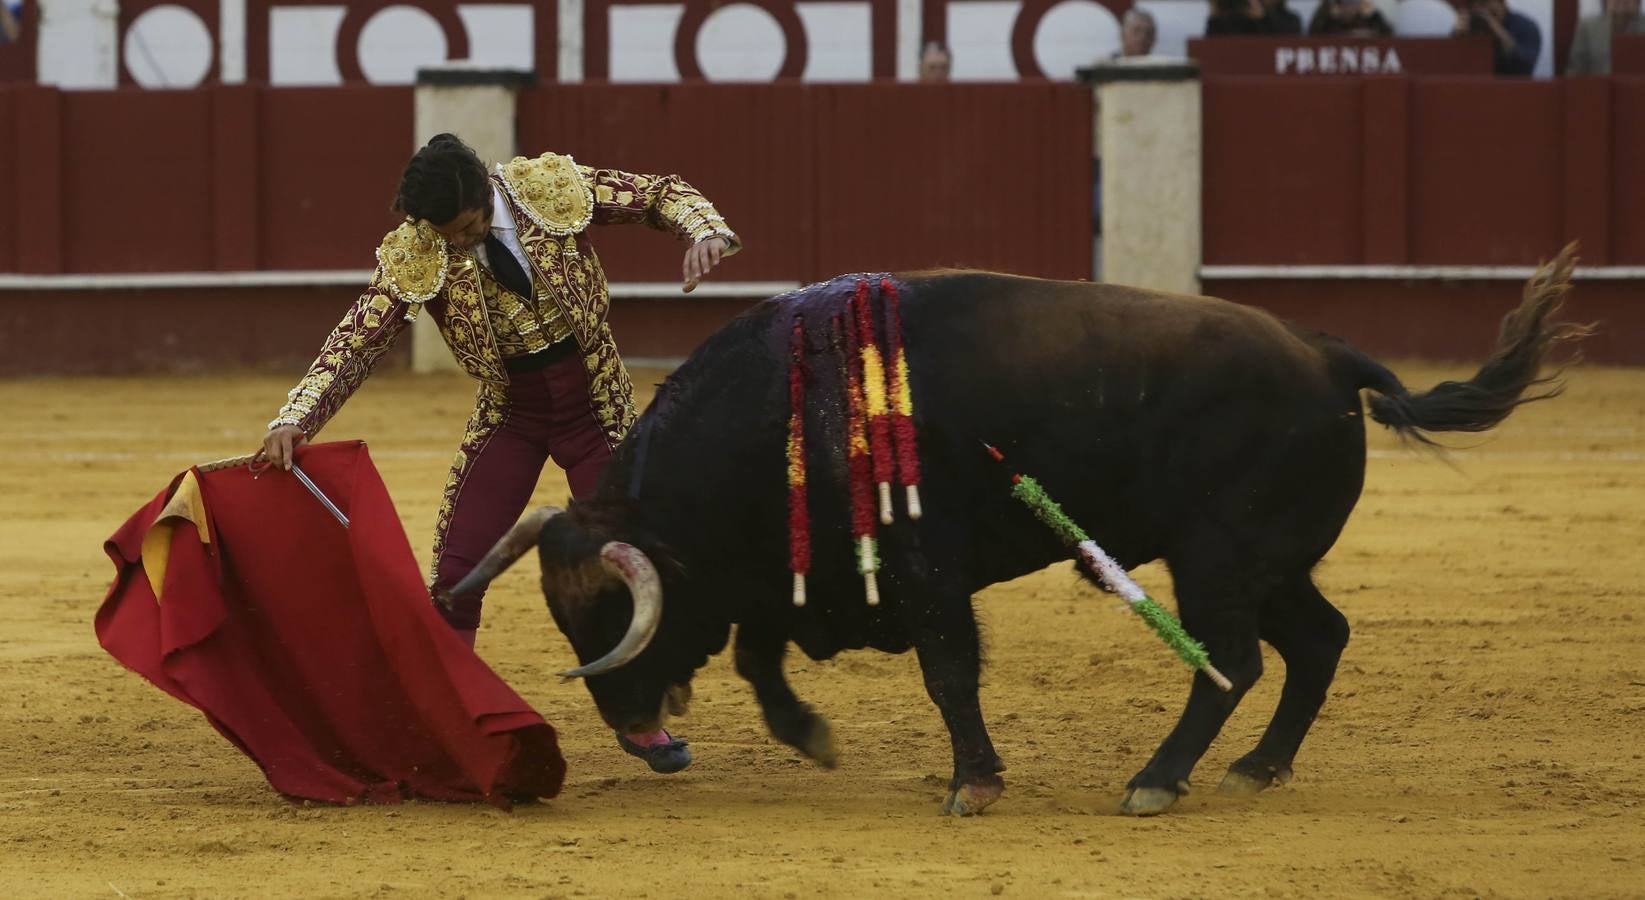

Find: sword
<box><xmin>196</xmin><ymin>453</ymin><xmax>350</xmax><ymax>528</ymax></box>
<box><xmin>290</xmin><ymin>463</ymin><xmax>350</xmax><ymax>529</ymax></box>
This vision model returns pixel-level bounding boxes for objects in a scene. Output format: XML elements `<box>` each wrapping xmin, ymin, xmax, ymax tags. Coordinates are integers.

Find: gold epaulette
<box><xmin>497</xmin><ymin>152</ymin><xmax>594</xmax><ymax>237</ymax></box>
<box><xmin>374</xmin><ymin>219</ymin><xmax>450</xmax><ymax>304</ymax></box>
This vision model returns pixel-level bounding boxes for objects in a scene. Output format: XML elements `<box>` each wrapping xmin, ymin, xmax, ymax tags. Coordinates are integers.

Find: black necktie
<box><xmin>483</xmin><ymin>232</ymin><xmax>532</xmax><ymax>298</ymax></box>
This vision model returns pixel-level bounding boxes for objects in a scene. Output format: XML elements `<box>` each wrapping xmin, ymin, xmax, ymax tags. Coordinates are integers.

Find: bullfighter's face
<box><xmin>431</xmin><ymin>198</ymin><xmax>492</xmax><ymax>250</ymax></box>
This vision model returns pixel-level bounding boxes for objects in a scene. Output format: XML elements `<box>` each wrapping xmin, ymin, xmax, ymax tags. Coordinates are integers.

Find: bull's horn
<box><xmin>440</xmin><ymin>506</ymin><xmax>563</xmax><ymax>604</ymax></box>
<box><xmin>559</xmin><ymin>542</ymin><xmax>664</xmax><ymax>679</ymax></box>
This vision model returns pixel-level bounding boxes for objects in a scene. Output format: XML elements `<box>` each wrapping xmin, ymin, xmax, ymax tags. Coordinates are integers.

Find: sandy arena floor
<box><xmin>1</xmin><ymin>361</ymin><xmax>1642</xmax><ymax>899</ymax></box>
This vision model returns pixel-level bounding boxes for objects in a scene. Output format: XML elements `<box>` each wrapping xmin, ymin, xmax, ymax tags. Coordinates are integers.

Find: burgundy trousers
<box><xmin>432</xmin><ymin>353</ymin><xmax>613</xmax><ymax>630</ymax></box>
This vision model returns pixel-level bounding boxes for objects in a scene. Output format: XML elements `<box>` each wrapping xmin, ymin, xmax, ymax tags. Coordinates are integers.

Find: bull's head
<box><xmin>443</xmin><ymin>505</ymin><xmax>692</xmax><ymax>734</ymax></box>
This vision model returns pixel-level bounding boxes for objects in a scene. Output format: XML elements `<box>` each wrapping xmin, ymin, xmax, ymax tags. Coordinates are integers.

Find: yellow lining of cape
<box><xmin>140</xmin><ymin>470</ymin><xmax>211</xmax><ymax>603</ymax></box>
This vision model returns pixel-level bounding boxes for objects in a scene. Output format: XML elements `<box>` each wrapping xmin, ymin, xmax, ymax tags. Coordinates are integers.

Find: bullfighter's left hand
<box><xmin>683</xmin><ymin>237</ymin><xmax>729</xmax><ymax>294</ymax></box>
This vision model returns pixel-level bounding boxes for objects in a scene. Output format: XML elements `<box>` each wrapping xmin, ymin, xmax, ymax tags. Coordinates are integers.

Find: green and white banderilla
<box><xmin>983</xmin><ymin>442</ymin><xmax>1233</xmax><ymax>692</ymax></box>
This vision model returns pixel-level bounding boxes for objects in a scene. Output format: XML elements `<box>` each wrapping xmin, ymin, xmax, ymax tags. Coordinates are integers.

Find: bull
<box><xmin>448</xmin><ymin>248</ymin><xmax>1586</xmax><ymax>816</ymax></box>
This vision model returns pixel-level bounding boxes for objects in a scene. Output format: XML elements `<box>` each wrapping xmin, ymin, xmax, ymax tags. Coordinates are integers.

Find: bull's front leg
<box><xmin>733</xmin><ymin>625</ymin><xmax>839</xmax><ymax>767</ymax></box>
<box><xmin>908</xmin><ymin>594</ymin><xmax>1006</xmax><ymax>816</ymax></box>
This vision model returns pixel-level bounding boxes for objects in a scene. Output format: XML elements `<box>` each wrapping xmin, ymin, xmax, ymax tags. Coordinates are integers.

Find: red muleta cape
<box><xmin>95</xmin><ymin>440</ymin><xmax>565</xmax><ymax>807</ymax></box>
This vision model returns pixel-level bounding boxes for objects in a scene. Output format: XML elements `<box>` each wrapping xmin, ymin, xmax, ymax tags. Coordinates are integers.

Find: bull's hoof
<box><xmin>800</xmin><ymin>716</ymin><xmax>840</xmax><ymax>769</ymax></box>
<box><xmin>1218</xmin><ymin>759</ymin><xmax>1293</xmax><ymax>796</ymax></box>
<box><xmin>1119</xmin><ymin>781</ymin><xmax>1188</xmax><ymax>817</ymax></box>
<box><xmin>940</xmin><ymin>775</ymin><xmax>1005</xmax><ymax>817</ymax></box>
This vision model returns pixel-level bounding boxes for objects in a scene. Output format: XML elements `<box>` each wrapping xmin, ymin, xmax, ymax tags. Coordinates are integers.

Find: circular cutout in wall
<box><xmin>125</xmin><ymin>5</ymin><xmax>215</xmax><ymax>88</ymax></box>
<box><xmin>1033</xmin><ymin>0</ymin><xmax>1121</xmax><ymax>81</ymax></box>
<box><xmin>696</xmin><ymin>4</ymin><xmax>787</xmax><ymax>81</ymax></box>
<box><xmin>358</xmin><ymin>6</ymin><xmax>450</xmax><ymax>84</ymax></box>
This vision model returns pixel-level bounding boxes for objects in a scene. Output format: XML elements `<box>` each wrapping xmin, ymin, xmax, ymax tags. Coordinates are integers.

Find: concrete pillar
<box><xmin>409</xmin><ymin>64</ymin><xmax>533</xmax><ymax>373</ymax></box>
<box><xmin>1081</xmin><ymin>61</ymin><xmax>1202</xmax><ymax>297</ymax></box>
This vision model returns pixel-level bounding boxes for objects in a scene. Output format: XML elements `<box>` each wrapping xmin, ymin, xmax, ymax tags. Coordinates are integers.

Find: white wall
<box><xmin>38</xmin><ymin>0</ymin><xmax>118</xmax><ymax>88</ymax></box>
<box><xmin>29</xmin><ymin>0</ymin><xmax>1577</xmax><ymax>89</ymax></box>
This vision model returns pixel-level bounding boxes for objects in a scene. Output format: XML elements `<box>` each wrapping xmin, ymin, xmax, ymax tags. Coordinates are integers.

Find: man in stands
<box><xmin>0</xmin><ymin>2</ymin><xmax>22</xmax><ymax>45</ymax></box>
<box><xmin>919</xmin><ymin>41</ymin><xmax>952</xmax><ymax>81</ymax></box>
<box><xmin>1113</xmin><ymin>8</ymin><xmax>1158</xmax><ymax>58</ymax></box>
<box><xmin>1308</xmin><ymin>0</ymin><xmax>1394</xmax><ymax>37</ymax></box>
<box><xmin>1453</xmin><ymin>0</ymin><xmax>1541</xmax><ymax>75</ymax></box>
<box><xmin>1206</xmin><ymin>0</ymin><xmax>1303</xmax><ymax>35</ymax></box>
<box><xmin>1568</xmin><ymin>0</ymin><xmax>1643</xmax><ymax>74</ymax></box>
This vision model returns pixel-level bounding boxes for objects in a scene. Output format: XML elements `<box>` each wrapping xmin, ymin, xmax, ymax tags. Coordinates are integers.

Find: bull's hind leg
<box><xmin>1220</xmin><ymin>576</ymin><xmax>1350</xmax><ymax>796</ymax></box>
<box><xmin>907</xmin><ymin>592</ymin><xmax>1006</xmax><ymax>816</ymax></box>
<box><xmin>1121</xmin><ymin>553</ymin><xmax>1268</xmax><ymax>816</ymax></box>
<box><xmin>733</xmin><ymin>625</ymin><xmax>839</xmax><ymax>767</ymax></box>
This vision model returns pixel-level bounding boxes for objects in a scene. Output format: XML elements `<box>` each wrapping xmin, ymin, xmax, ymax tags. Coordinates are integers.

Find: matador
<box><xmin>260</xmin><ymin>134</ymin><xmax>739</xmax><ymax>774</ymax></box>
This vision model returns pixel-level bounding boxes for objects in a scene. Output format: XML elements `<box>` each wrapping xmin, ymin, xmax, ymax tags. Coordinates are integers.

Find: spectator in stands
<box><xmin>1567</xmin><ymin>0</ymin><xmax>1644</xmax><ymax>74</ymax></box>
<box><xmin>919</xmin><ymin>41</ymin><xmax>952</xmax><ymax>81</ymax></box>
<box><xmin>1206</xmin><ymin>0</ymin><xmax>1303</xmax><ymax>35</ymax></box>
<box><xmin>1261</xmin><ymin>0</ymin><xmax>1304</xmax><ymax>33</ymax></box>
<box><xmin>1115</xmin><ymin>8</ymin><xmax>1158</xmax><ymax>57</ymax></box>
<box><xmin>0</xmin><ymin>2</ymin><xmax>22</xmax><ymax>45</ymax></box>
<box><xmin>1451</xmin><ymin>0</ymin><xmax>1539</xmax><ymax>75</ymax></box>
<box><xmin>1308</xmin><ymin>0</ymin><xmax>1394</xmax><ymax>36</ymax></box>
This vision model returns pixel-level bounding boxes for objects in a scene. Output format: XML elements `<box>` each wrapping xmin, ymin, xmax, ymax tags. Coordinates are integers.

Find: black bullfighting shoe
<box><xmin>616</xmin><ymin>730</ymin><xmax>692</xmax><ymax>774</ymax></box>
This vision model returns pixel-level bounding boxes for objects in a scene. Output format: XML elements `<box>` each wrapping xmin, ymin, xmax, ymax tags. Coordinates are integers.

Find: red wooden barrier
<box><xmin>12</xmin><ymin>86</ymin><xmax>61</xmax><ymax>273</ymax></box>
<box><xmin>0</xmin><ymin>89</ymin><xmax>14</xmax><ymax>273</ymax></box>
<box><xmin>813</xmin><ymin>83</ymin><xmax>1091</xmax><ymax>279</ymax></box>
<box><xmin>519</xmin><ymin>83</ymin><xmax>819</xmax><ymax>283</ymax></box>
<box><xmin>1615</xmin><ymin>79</ymin><xmax>1645</xmax><ymax>263</ymax></box>
<box><xmin>4</xmin><ymin>83</ymin><xmax>1087</xmax><ymax>280</ymax></box>
<box><xmin>1407</xmin><ymin>80</ymin><xmax>1565</xmax><ymax>265</ymax></box>
<box><xmin>1202</xmin><ymin>79</ymin><xmax>1365</xmax><ymax>265</ymax></box>
<box><xmin>1203</xmin><ymin>75</ymin><xmax>1644</xmax><ymax>266</ymax></box>
<box><xmin>518</xmin><ymin>82</ymin><xmax>1095</xmax><ymax>284</ymax></box>
<box><xmin>1203</xmin><ymin>277</ymin><xmax>1643</xmax><ymax>365</ymax></box>
<box><xmin>0</xmin><ymin>84</ymin><xmax>411</xmax><ymax>274</ymax></box>
<box><xmin>61</xmin><ymin>90</ymin><xmax>216</xmax><ymax>272</ymax></box>
<box><xmin>256</xmin><ymin>87</ymin><xmax>413</xmax><ymax>269</ymax></box>
<box><xmin>1613</xmin><ymin>35</ymin><xmax>1645</xmax><ymax>74</ymax></box>
<box><xmin>7</xmin><ymin>79</ymin><xmax>1640</xmax><ymax>276</ymax></box>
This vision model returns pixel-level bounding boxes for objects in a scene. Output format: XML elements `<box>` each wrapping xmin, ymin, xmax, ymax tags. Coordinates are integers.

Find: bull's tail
<box><xmin>436</xmin><ymin>506</ymin><xmax>563</xmax><ymax>606</ymax></box>
<box><xmin>1337</xmin><ymin>243</ymin><xmax>1593</xmax><ymax>444</ymax></box>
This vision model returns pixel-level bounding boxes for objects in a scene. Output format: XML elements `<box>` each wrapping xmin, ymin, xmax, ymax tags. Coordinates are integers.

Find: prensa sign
<box><xmin>1275</xmin><ymin>45</ymin><xmax>1403</xmax><ymax>74</ymax></box>
<box><xmin>1187</xmin><ymin>37</ymin><xmax>1495</xmax><ymax>76</ymax></box>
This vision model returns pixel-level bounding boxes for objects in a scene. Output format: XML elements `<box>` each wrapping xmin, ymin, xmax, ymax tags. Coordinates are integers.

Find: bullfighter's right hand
<box><xmin>682</xmin><ymin>236</ymin><xmax>729</xmax><ymax>294</ymax></box>
<box><xmin>262</xmin><ymin>425</ymin><xmax>306</xmax><ymax>471</ymax></box>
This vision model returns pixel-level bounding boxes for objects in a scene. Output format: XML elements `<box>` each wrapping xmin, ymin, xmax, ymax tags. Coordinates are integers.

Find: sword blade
<box><xmin>290</xmin><ymin>463</ymin><xmax>350</xmax><ymax>528</ymax></box>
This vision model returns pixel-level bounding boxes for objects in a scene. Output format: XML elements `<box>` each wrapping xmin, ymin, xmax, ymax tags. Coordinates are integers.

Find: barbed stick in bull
<box><xmin>786</xmin><ymin>314</ymin><xmax>811</xmax><ymax>608</ymax></box>
<box><xmin>982</xmin><ymin>442</ymin><xmax>1233</xmax><ymax>692</ymax></box>
<box><xmin>878</xmin><ymin>277</ymin><xmax>922</xmax><ymax>520</ymax></box>
<box><xmin>852</xmin><ymin>279</ymin><xmax>897</xmax><ymax>524</ymax></box>
<box><xmin>834</xmin><ymin>308</ymin><xmax>880</xmax><ymax>605</ymax></box>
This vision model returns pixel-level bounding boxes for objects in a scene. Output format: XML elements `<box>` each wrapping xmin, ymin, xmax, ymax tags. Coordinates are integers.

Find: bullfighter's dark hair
<box><xmin>392</xmin><ymin>133</ymin><xmax>488</xmax><ymax>225</ymax></box>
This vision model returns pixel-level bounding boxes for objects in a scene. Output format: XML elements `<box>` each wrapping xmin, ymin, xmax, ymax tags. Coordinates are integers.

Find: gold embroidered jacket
<box><xmin>270</xmin><ymin>152</ymin><xmax>740</xmax><ymax>449</ymax></box>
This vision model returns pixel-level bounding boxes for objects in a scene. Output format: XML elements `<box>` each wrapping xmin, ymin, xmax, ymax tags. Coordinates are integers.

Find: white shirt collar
<box><xmin>489</xmin><ymin>183</ymin><xmax>517</xmax><ymax>232</ymax></box>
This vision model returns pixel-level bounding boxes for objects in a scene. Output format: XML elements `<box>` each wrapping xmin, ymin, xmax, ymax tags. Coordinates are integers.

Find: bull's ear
<box><xmin>558</xmin><ymin>542</ymin><xmax>663</xmax><ymax>679</ymax></box>
<box><xmin>444</xmin><ymin>506</ymin><xmax>564</xmax><ymax>600</ymax></box>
